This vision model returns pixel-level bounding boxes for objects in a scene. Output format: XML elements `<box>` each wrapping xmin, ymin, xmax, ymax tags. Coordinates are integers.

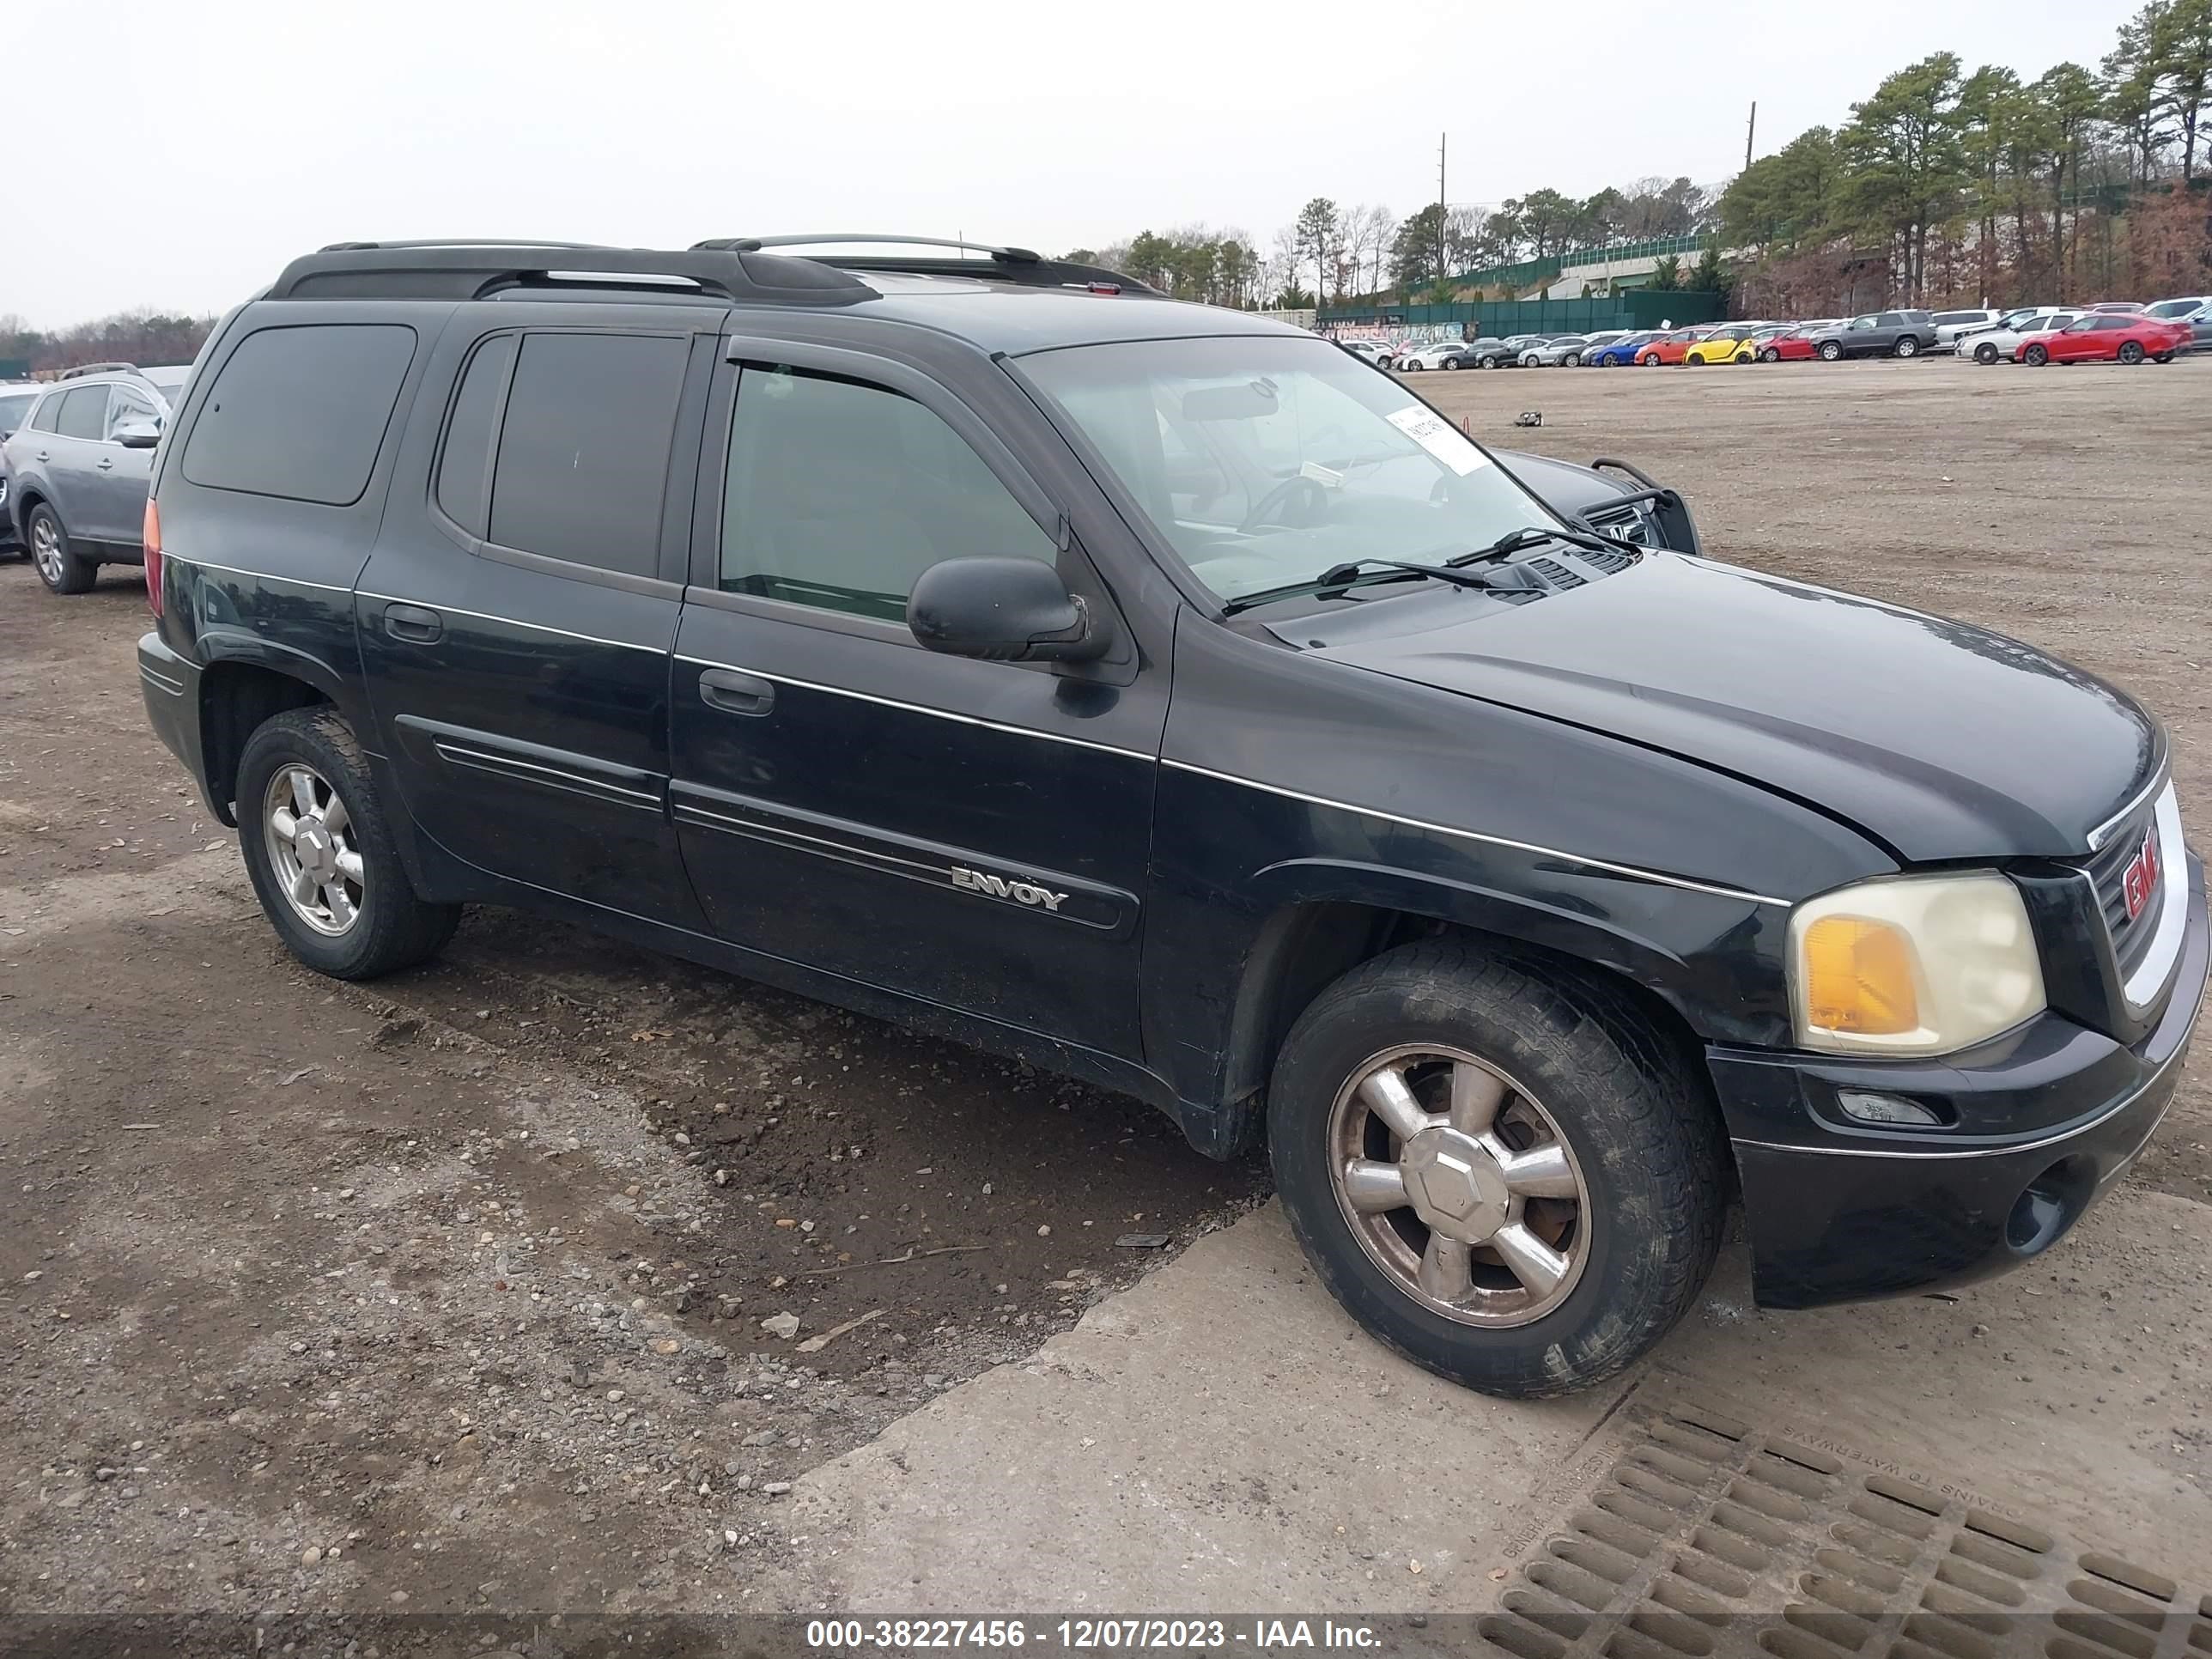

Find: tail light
<box><xmin>143</xmin><ymin>499</ymin><xmax>164</xmax><ymax>617</ymax></box>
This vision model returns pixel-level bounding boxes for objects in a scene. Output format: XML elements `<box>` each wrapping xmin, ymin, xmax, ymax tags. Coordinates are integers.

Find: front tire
<box><xmin>1563</xmin><ymin>352</ymin><xmax>1581</xmax><ymax>368</ymax></box>
<box><xmin>2024</xmin><ymin>343</ymin><xmax>2050</xmax><ymax>366</ymax></box>
<box><xmin>2118</xmin><ymin>341</ymin><xmax>2145</xmax><ymax>365</ymax></box>
<box><xmin>1758</xmin><ymin>347</ymin><xmax>1780</xmax><ymax>362</ymax></box>
<box><xmin>27</xmin><ymin>504</ymin><xmax>97</xmax><ymax>595</ymax></box>
<box><xmin>1819</xmin><ymin>340</ymin><xmax>1843</xmax><ymax>362</ymax></box>
<box><xmin>1974</xmin><ymin>342</ymin><xmax>1999</xmax><ymax>364</ymax></box>
<box><xmin>236</xmin><ymin>708</ymin><xmax>462</xmax><ymax>980</ymax></box>
<box><xmin>1267</xmin><ymin>940</ymin><xmax>1726</xmax><ymax>1399</ymax></box>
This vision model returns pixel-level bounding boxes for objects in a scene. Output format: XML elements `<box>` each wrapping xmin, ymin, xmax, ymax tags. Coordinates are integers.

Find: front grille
<box><xmin>2082</xmin><ymin>793</ymin><xmax>2165</xmax><ymax>981</ymax></box>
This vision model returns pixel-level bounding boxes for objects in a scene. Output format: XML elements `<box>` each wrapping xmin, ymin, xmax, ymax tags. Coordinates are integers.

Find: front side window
<box><xmin>1019</xmin><ymin>333</ymin><xmax>1574</xmax><ymax>608</ymax></box>
<box><xmin>55</xmin><ymin>386</ymin><xmax>110</xmax><ymax>440</ymax></box>
<box><xmin>106</xmin><ymin>385</ymin><xmax>158</xmax><ymax>440</ymax></box>
<box><xmin>484</xmin><ymin>331</ymin><xmax>689</xmax><ymax>576</ymax></box>
<box><xmin>719</xmin><ymin>366</ymin><xmax>1054</xmax><ymax>623</ymax></box>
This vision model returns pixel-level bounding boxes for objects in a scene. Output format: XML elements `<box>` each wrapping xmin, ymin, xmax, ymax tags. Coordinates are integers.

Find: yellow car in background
<box><xmin>1682</xmin><ymin>324</ymin><xmax>1763</xmax><ymax>365</ymax></box>
<box><xmin>1730</xmin><ymin>325</ymin><xmax>1795</xmax><ymax>362</ymax></box>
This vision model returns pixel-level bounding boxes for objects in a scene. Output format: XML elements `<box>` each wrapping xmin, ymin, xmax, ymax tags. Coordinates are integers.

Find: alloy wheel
<box><xmin>264</xmin><ymin>763</ymin><xmax>366</xmax><ymax>936</ymax></box>
<box><xmin>1326</xmin><ymin>1044</ymin><xmax>1591</xmax><ymax>1328</ymax></box>
<box><xmin>31</xmin><ymin>516</ymin><xmax>64</xmax><ymax>586</ymax></box>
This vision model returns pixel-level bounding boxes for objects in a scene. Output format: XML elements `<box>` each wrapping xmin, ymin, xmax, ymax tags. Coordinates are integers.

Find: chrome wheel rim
<box><xmin>1327</xmin><ymin>1044</ymin><xmax>1591</xmax><ymax>1328</ymax></box>
<box><xmin>264</xmin><ymin>764</ymin><xmax>364</xmax><ymax>936</ymax></box>
<box><xmin>31</xmin><ymin>517</ymin><xmax>63</xmax><ymax>586</ymax></box>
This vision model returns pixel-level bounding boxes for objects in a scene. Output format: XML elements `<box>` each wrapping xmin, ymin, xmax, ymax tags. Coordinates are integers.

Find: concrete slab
<box><xmin>769</xmin><ymin>1192</ymin><xmax>2212</xmax><ymax>1615</ymax></box>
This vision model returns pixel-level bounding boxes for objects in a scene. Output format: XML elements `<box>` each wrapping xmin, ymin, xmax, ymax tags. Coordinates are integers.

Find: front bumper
<box><xmin>1711</xmin><ymin>854</ymin><xmax>2206</xmax><ymax>1309</ymax></box>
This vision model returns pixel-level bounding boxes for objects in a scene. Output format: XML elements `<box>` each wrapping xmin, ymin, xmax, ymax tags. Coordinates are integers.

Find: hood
<box><xmin>1306</xmin><ymin>554</ymin><xmax>2159</xmax><ymax>863</ymax></box>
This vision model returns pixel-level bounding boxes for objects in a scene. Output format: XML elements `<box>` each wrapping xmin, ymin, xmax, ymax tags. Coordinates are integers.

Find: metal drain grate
<box><xmin>1480</xmin><ymin>1401</ymin><xmax>2211</xmax><ymax>1659</ymax></box>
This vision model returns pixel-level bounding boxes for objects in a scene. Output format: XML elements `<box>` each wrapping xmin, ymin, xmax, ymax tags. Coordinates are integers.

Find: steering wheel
<box><xmin>1240</xmin><ymin>473</ymin><xmax>1330</xmax><ymax>534</ymax></box>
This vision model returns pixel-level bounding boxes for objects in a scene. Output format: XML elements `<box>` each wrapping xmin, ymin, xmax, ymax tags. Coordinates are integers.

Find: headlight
<box><xmin>1787</xmin><ymin>872</ymin><xmax>2045</xmax><ymax>1056</ymax></box>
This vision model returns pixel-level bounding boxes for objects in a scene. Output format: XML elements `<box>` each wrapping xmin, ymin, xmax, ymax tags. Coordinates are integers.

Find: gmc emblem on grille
<box><xmin>2123</xmin><ymin>828</ymin><xmax>2160</xmax><ymax>921</ymax></box>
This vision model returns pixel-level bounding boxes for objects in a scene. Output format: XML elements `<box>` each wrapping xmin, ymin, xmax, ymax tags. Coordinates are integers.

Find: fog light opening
<box><xmin>1836</xmin><ymin>1090</ymin><xmax>1947</xmax><ymax>1128</ymax></box>
<box><xmin>2005</xmin><ymin>1157</ymin><xmax>2094</xmax><ymax>1256</ymax></box>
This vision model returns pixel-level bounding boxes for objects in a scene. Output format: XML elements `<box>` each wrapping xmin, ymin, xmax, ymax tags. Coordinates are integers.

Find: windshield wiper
<box><xmin>1221</xmin><ymin>557</ymin><xmax>1539</xmax><ymax>617</ymax></box>
<box><xmin>1455</xmin><ymin>524</ymin><xmax>1643</xmax><ymax>567</ymax></box>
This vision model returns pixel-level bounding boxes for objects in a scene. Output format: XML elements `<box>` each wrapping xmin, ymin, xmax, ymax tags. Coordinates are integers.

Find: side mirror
<box><xmin>908</xmin><ymin>556</ymin><xmax>1110</xmax><ymax>665</ymax></box>
<box><xmin>113</xmin><ymin>422</ymin><xmax>162</xmax><ymax>449</ymax></box>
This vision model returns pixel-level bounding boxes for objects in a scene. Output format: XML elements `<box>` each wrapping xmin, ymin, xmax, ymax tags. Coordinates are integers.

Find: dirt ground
<box><xmin>3</xmin><ymin>352</ymin><xmax>2208</xmax><ymax>1634</ymax></box>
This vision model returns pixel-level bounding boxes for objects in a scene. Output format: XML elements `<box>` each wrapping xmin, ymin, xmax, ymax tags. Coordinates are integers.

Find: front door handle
<box><xmin>698</xmin><ymin>666</ymin><xmax>775</xmax><ymax>717</ymax></box>
<box><xmin>96</xmin><ymin>457</ymin><xmax>115</xmax><ymax>471</ymax></box>
<box><xmin>383</xmin><ymin>602</ymin><xmax>445</xmax><ymax>644</ymax></box>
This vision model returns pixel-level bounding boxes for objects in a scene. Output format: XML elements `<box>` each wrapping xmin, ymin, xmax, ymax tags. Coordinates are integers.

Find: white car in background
<box><xmin>1966</xmin><ymin>310</ymin><xmax>2082</xmax><ymax>363</ymax></box>
<box><xmin>1395</xmin><ymin>338</ymin><xmax>1478</xmax><ymax>371</ymax></box>
<box><xmin>1338</xmin><ymin>340</ymin><xmax>1398</xmax><ymax>369</ymax></box>
<box><xmin>2145</xmin><ymin>295</ymin><xmax>2211</xmax><ymax>351</ymax></box>
<box><xmin>1929</xmin><ymin>308</ymin><xmax>2004</xmax><ymax>351</ymax></box>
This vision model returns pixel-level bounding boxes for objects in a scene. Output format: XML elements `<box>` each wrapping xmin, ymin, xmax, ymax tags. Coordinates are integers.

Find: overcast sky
<box><xmin>10</xmin><ymin>0</ymin><xmax>2134</xmax><ymax>328</ymax></box>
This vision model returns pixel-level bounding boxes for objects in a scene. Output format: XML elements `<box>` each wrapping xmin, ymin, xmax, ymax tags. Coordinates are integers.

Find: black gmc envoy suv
<box><xmin>137</xmin><ymin>236</ymin><xmax>2203</xmax><ymax>1398</ymax></box>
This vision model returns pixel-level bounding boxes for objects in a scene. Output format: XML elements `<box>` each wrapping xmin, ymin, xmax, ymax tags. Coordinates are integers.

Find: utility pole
<box><xmin>1745</xmin><ymin>102</ymin><xmax>1756</xmax><ymax>171</ymax></box>
<box><xmin>1436</xmin><ymin>132</ymin><xmax>1448</xmax><ymax>293</ymax></box>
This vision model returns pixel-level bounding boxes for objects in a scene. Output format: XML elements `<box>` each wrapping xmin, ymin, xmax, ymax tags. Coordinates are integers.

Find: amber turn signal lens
<box><xmin>1800</xmin><ymin>915</ymin><xmax>1919</xmax><ymax>1035</ymax></box>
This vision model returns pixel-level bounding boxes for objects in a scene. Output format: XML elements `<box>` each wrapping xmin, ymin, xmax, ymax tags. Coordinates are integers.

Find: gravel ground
<box><xmin>1</xmin><ymin>349</ymin><xmax>2206</xmax><ymax>1628</ymax></box>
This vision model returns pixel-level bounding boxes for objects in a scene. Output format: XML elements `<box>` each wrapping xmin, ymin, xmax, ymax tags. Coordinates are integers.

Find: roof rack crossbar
<box><xmin>690</xmin><ymin>234</ymin><xmax>1158</xmax><ymax>296</ymax></box>
<box><xmin>266</xmin><ymin>244</ymin><xmax>876</xmax><ymax>308</ymax></box>
<box><xmin>695</xmin><ymin>234</ymin><xmax>1042</xmax><ymax>264</ymax></box>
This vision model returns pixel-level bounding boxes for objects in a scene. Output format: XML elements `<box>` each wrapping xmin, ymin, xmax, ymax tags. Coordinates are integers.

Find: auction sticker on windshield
<box><xmin>1384</xmin><ymin>405</ymin><xmax>1488</xmax><ymax>476</ymax></box>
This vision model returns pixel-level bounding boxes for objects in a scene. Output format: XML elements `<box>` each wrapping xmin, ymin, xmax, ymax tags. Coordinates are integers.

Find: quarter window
<box><xmin>719</xmin><ymin>365</ymin><xmax>1054</xmax><ymax>623</ymax></box>
<box><xmin>181</xmin><ymin>324</ymin><xmax>416</xmax><ymax>505</ymax></box>
<box><xmin>434</xmin><ymin>333</ymin><xmax>518</xmax><ymax>540</ymax></box>
<box><xmin>27</xmin><ymin>393</ymin><xmax>63</xmax><ymax>434</ymax></box>
<box><xmin>55</xmin><ymin>386</ymin><xmax>110</xmax><ymax>441</ymax></box>
<box><xmin>483</xmin><ymin>331</ymin><xmax>688</xmax><ymax>577</ymax></box>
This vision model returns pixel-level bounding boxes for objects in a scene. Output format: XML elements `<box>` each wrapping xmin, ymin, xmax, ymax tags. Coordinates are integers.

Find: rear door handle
<box><xmin>698</xmin><ymin>666</ymin><xmax>775</xmax><ymax>717</ymax></box>
<box><xmin>95</xmin><ymin>458</ymin><xmax>115</xmax><ymax>471</ymax></box>
<box><xmin>382</xmin><ymin>602</ymin><xmax>444</xmax><ymax>644</ymax></box>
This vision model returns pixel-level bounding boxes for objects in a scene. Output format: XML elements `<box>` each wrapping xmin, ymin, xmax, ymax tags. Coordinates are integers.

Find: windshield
<box><xmin>1019</xmin><ymin>335</ymin><xmax>1566</xmax><ymax>605</ymax></box>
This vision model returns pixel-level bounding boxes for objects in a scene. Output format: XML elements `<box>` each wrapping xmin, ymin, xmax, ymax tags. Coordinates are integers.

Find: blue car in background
<box><xmin>1583</xmin><ymin>332</ymin><xmax>1651</xmax><ymax>367</ymax></box>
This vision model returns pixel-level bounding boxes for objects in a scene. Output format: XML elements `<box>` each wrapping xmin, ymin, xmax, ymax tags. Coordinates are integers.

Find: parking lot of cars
<box><xmin>1342</xmin><ymin>290</ymin><xmax>2212</xmax><ymax>378</ymax></box>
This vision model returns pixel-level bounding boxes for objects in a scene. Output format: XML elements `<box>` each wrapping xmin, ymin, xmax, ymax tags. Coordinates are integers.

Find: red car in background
<box><xmin>2017</xmin><ymin>313</ymin><xmax>2191</xmax><ymax>366</ymax></box>
<box><xmin>1635</xmin><ymin>327</ymin><xmax>1717</xmax><ymax>366</ymax></box>
<box><xmin>1752</xmin><ymin>325</ymin><xmax>1821</xmax><ymax>362</ymax></box>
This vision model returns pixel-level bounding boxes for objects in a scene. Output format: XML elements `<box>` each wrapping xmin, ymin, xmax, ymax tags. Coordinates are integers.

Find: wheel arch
<box><xmin>1205</xmin><ymin>864</ymin><xmax>1718</xmax><ymax>1158</ymax></box>
<box><xmin>197</xmin><ymin>654</ymin><xmax>338</xmax><ymax>825</ymax></box>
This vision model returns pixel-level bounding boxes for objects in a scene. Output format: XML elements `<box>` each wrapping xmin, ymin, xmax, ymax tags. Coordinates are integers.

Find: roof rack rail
<box><xmin>267</xmin><ymin>243</ymin><xmax>875</xmax><ymax>307</ymax></box>
<box><xmin>58</xmin><ymin>361</ymin><xmax>137</xmax><ymax>380</ymax></box>
<box><xmin>691</xmin><ymin>234</ymin><xmax>1159</xmax><ymax>296</ymax></box>
<box><xmin>316</xmin><ymin>238</ymin><xmax>623</xmax><ymax>252</ymax></box>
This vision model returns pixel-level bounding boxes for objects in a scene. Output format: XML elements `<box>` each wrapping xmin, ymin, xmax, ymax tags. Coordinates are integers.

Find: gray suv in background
<box><xmin>3</xmin><ymin>362</ymin><xmax>191</xmax><ymax>592</ymax></box>
<box><xmin>1808</xmin><ymin>310</ymin><xmax>1938</xmax><ymax>361</ymax></box>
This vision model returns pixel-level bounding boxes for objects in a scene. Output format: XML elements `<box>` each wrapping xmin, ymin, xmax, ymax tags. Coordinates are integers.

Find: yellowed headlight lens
<box><xmin>1800</xmin><ymin>915</ymin><xmax>1920</xmax><ymax>1036</ymax></box>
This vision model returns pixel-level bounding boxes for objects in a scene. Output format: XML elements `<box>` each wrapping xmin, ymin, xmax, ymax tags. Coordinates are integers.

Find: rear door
<box><xmin>40</xmin><ymin>386</ymin><xmax>112</xmax><ymax>535</ymax></box>
<box><xmin>667</xmin><ymin>342</ymin><xmax>1164</xmax><ymax>1059</ymax></box>
<box><xmin>356</xmin><ymin>307</ymin><xmax>718</xmax><ymax>928</ymax></box>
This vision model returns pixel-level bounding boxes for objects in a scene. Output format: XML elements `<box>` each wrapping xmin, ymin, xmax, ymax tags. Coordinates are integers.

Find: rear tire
<box><xmin>1267</xmin><ymin>940</ymin><xmax>1727</xmax><ymax>1399</ymax></box>
<box><xmin>2118</xmin><ymin>341</ymin><xmax>2145</xmax><ymax>365</ymax></box>
<box><xmin>27</xmin><ymin>504</ymin><xmax>97</xmax><ymax>595</ymax></box>
<box><xmin>236</xmin><ymin>707</ymin><xmax>462</xmax><ymax>980</ymax></box>
<box><xmin>1563</xmin><ymin>352</ymin><xmax>1581</xmax><ymax>368</ymax></box>
<box><xmin>1894</xmin><ymin>336</ymin><xmax>1920</xmax><ymax>358</ymax></box>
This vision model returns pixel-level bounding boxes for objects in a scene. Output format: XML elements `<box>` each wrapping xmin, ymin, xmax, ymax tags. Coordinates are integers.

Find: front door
<box><xmin>88</xmin><ymin>380</ymin><xmax>159</xmax><ymax>544</ymax></box>
<box><xmin>356</xmin><ymin>312</ymin><xmax>717</xmax><ymax>928</ymax></box>
<box><xmin>668</xmin><ymin>347</ymin><xmax>1164</xmax><ymax>1060</ymax></box>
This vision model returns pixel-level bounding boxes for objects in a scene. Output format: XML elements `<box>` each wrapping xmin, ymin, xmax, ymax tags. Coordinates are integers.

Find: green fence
<box><xmin>1318</xmin><ymin>289</ymin><xmax>1723</xmax><ymax>338</ymax></box>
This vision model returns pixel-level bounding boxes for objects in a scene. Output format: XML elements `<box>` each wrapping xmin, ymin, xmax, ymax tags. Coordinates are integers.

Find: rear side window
<box><xmin>56</xmin><ymin>386</ymin><xmax>110</xmax><ymax>440</ymax></box>
<box><xmin>483</xmin><ymin>332</ymin><xmax>687</xmax><ymax>578</ymax></box>
<box><xmin>434</xmin><ymin>333</ymin><xmax>519</xmax><ymax>539</ymax></box>
<box><xmin>182</xmin><ymin>324</ymin><xmax>416</xmax><ymax>505</ymax></box>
